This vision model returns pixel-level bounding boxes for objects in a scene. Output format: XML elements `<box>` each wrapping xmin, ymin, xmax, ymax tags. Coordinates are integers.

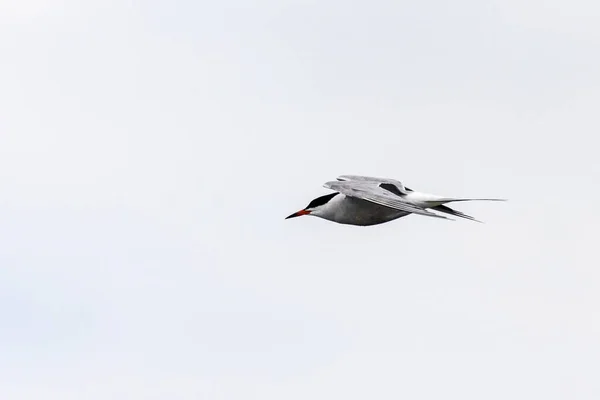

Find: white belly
<box><xmin>321</xmin><ymin>195</ymin><xmax>410</xmax><ymax>226</ymax></box>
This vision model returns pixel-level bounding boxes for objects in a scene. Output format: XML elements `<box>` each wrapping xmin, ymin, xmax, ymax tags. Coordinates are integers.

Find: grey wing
<box><xmin>324</xmin><ymin>180</ymin><xmax>452</xmax><ymax>220</ymax></box>
<box><xmin>336</xmin><ymin>174</ymin><xmax>408</xmax><ymax>195</ymax></box>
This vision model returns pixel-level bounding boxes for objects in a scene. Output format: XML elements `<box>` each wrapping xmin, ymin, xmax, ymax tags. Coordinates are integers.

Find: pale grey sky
<box><xmin>1</xmin><ymin>1</ymin><xmax>599</xmax><ymax>399</ymax></box>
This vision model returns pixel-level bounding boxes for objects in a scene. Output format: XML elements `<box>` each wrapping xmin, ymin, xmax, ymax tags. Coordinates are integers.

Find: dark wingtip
<box><xmin>430</xmin><ymin>204</ymin><xmax>483</xmax><ymax>223</ymax></box>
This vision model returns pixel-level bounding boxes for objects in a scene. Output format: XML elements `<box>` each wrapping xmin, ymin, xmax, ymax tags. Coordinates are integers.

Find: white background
<box><xmin>1</xmin><ymin>1</ymin><xmax>599</xmax><ymax>398</ymax></box>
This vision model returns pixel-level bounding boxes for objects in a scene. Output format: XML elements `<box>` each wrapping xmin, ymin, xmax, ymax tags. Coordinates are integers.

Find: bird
<box><xmin>285</xmin><ymin>175</ymin><xmax>505</xmax><ymax>226</ymax></box>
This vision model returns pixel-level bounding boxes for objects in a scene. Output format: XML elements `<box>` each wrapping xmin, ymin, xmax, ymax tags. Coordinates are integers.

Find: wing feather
<box><xmin>336</xmin><ymin>175</ymin><xmax>408</xmax><ymax>195</ymax></box>
<box><xmin>324</xmin><ymin>180</ymin><xmax>451</xmax><ymax>220</ymax></box>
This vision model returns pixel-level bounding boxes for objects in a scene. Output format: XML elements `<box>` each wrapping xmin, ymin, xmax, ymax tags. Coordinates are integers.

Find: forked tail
<box><xmin>430</xmin><ymin>204</ymin><xmax>483</xmax><ymax>223</ymax></box>
<box><xmin>428</xmin><ymin>197</ymin><xmax>506</xmax><ymax>222</ymax></box>
<box><xmin>435</xmin><ymin>197</ymin><xmax>507</xmax><ymax>203</ymax></box>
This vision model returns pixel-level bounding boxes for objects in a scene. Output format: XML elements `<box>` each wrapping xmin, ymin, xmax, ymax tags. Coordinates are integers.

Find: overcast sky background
<box><xmin>1</xmin><ymin>1</ymin><xmax>599</xmax><ymax>399</ymax></box>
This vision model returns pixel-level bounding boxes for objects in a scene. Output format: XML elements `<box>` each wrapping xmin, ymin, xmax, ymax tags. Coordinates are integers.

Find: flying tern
<box><xmin>286</xmin><ymin>175</ymin><xmax>505</xmax><ymax>226</ymax></box>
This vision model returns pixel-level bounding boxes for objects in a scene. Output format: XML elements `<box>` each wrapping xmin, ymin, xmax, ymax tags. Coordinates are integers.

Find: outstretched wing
<box><xmin>335</xmin><ymin>174</ymin><xmax>408</xmax><ymax>195</ymax></box>
<box><xmin>323</xmin><ymin>180</ymin><xmax>451</xmax><ymax>220</ymax></box>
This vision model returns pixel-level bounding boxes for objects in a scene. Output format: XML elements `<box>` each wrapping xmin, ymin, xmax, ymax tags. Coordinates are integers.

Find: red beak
<box><xmin>285</xmin><ymin>209</ymin><xmax>311</xmax><ymax>219</ymax></box>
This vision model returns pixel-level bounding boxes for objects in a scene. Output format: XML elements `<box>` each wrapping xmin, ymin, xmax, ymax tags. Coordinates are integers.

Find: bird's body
<box><xmin>286</xmin><ymin>175</ymin><xmax>505</xmax><ymax>226</ymax></box>
<box><xmin>313</xmin><ymin>193</ymin><xmax>410</xmax><ymax>226</ymax></box>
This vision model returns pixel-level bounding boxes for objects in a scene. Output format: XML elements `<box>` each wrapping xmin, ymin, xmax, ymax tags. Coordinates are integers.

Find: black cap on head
<box><xmin>305</xmin><ymin>192</ymin><xmax>338</xmax><ymax>209</ymax></box>
<box><xmin>285</xmin><ymin>192</ymin><xmax>339</xmax><ymax>220</ymax></box>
